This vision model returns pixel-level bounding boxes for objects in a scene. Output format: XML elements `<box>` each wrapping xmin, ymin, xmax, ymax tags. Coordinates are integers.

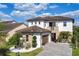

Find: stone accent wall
<box><xmin>28</xmin><ymin>35</ymin><xmax>33</xmax><ymax>47</ymax></box>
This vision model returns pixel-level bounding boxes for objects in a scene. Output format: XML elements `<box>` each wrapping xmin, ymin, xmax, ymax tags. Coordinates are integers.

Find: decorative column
<box><xmin>48</xmin><ymin>33</ymin><xmax>51</xmax><ymax>43</ymax></box>
<box><xmin>20</xmin><ymin>37</ymin><xmax>24</xmax><ymax>48</ymax></box>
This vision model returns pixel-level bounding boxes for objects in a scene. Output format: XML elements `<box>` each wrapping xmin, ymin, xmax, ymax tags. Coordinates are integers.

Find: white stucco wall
<box><xmin>28</xmin><ymin>21</ymin><xmax>73</xmax><ymax>32</ymax></box>
<box><xmin>57</xmin><ymin>21</ymin><xmax>73</xmax><ymax>32</ymax></box>
<box><xmin>28</xmin><ymin>21</ymin><xmax>44</xmax><ymax>28</ymax></box>
<box><xmin>33</xmin><ymin>34</ymin><xmax>42</xmax><ymax>48</ymax></box>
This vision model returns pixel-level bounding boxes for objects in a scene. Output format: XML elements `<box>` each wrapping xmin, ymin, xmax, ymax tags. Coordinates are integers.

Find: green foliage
<box><xmin>0</xmin><ymin>42</ymin><xmax>12</xmax><ymax>56</ymax></box>
<box><xmin>0</xmin><ymin>22</ymin><xmax>6</xmax><ymax>31</ymax></box>
<box><xmin>72</xmin><ymin>27</ymin><xmax>79</xmax><ymax>48</ymax></box>
<box><xmin>58</xmin><ymin>31</ymin><xmax>71</xmax><ymax>42</ymax></box>
<box><xmin>0</xmin><ymin>32</ymin><xmax>6</xmax><ymax>46</ymax></box>
<box><xmin>8</xmin><ymin>33</ymin><xmax>22</xmax><ymax>46</ymax></box>
<box><xmin>32</xmin><ymin>36</ymin><xmax>37</xmax><ymax>47</ymax></box>
<box><xmin>0</xmin><ymin>32</ymin><xmax>6</xmax><ymax>36</ymax></box>
<box><xmin>7</xmin><ymin>48</ymin><xmax>43</xmax><ymax>56</ymax></box>
<box><xmin>72</xmin><ymin>48</ymin><xmax>79</xmax><ymax>56</ymax></box>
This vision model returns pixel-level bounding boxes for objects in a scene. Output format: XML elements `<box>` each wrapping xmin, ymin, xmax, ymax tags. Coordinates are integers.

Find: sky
<box><xmin>0</xmin><ymin>3</ymin><xmax>79</xmax><ymax>26</ymax></box>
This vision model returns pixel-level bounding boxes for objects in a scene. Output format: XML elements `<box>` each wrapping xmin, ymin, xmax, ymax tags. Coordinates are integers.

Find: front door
<box><xmin>51</xmin><ymin>33</ymin><xmax>56</xmax><ymax>42</ymax></box>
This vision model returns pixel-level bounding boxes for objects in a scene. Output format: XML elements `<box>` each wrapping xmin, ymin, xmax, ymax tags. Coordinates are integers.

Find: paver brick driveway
<box><xmin>37</xmin><ymin>42</ymin><xmax>72</xmax><ymax>56</ymax></box>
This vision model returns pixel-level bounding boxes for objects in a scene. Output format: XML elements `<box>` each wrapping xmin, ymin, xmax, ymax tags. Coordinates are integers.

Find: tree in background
<box><xmin>0</xmin><ymin>22</ymin><xmax>6</xmax><ymax>31</ymax></box>
<box><xmin>0</xmin><ymin>32</ymin><xmax>6</xmax><ymax>46</ymax></box>
<box><xmin>72</xmin><ymin>27</ymin><xmax>79</xmax><ymax>48</ymax></box>
<box><xmin>0</xmin><ymin>22</ymin><xmax>7</xmax><ymax>46</ymax></box>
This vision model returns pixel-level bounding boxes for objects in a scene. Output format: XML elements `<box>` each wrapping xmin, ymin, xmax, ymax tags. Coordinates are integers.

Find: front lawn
<box><xmin>72</xmin><ymin>48</ymin><xmax>79</xmax><ymax>56</ymax></box>
<box><xmin>0</xmin><ymin>42</ymin><xmax>43</xmax><ymax>56</ymax></box>
<box><xmin>7</xmin><ymin>48</ymin><xmax>43</xmax><ymax>56</ymax></box>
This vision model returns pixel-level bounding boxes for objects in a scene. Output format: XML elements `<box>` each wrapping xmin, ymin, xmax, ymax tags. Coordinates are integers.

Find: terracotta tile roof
<box><xmin>27</xmin><ymin>16</ymin><xmax>74</xmax><ymax>22</ymax></box>
<box><xmin>0</xmin><ymin>23</ymin><xmax>23</xmax><ymax>33</ymax></box>
<box><xmin>17</xmin><ymin>26</ymin><xmax>51</xmax><ymax>33</ymax></box>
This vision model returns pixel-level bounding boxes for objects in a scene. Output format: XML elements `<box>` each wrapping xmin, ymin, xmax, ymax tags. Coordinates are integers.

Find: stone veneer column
<box><xmin>28</xmin><ymin>35</ymin><xmax>32</xmax><ymax>48</ymax></box>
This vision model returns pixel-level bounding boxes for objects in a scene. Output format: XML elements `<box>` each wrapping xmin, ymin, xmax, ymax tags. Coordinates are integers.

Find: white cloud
<box><xmin>0</xmin><ymin>4</ymin><xmax>7</xmax><ymax>9</ymax></box>
<box><xmin>39</xmin><ymin>13</ymin><xmax>52</xmax><ymax>16</ymax></box>
<box><xmin>11</xmin><ymin>10</ymin><xmax>37</xmax><ymax>17</ymax></box>
<box><xmin>55</xmin><ymin>10</ymin><xmax>79</xmax><ymax>18</ymax></box>
<box><xmin>11</xmin><ymin>3</ymin><xmax>48</xmax><ymax>19</ymax></box>
<box><xmin>49</xmin><ymin>5</ymin><xmax>59</xmax><ymax>9</ymax></box>
<box><xmin>0</xmin><ymin>12</ymin><xmax>13</xmax><ymax>21</ymax></box>
<box><xmin>14</xmin><ymin>3</ymin><xmax>48</xmax><ymax>11</ymax></box>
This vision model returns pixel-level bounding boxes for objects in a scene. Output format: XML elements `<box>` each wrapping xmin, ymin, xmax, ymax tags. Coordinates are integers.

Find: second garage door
<box><xmin>42</xmin><ymin>35</ymin><xmax>48</xmax><ymax>45</ymax></box>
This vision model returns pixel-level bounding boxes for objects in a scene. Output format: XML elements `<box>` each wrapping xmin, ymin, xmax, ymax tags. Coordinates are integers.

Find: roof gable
<box><xmin>17</xmin><ymin>26</ymin><xmax>51</xmax><ymax>33</ymax></box>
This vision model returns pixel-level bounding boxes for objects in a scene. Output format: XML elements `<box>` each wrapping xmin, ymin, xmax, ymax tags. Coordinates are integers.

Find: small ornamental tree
<box><xmin>32</xmin><ymin>36</ymin><xmax>37</xmax><ymax>47</ymax></box>
<box><xmin>8</xmin><ymin>33</ymin><xmax>22</xmax><ymax>47</ymax></box>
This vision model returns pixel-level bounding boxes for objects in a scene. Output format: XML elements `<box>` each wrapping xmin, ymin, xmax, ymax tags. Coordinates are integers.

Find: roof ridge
<box><xmin>27</xmin><ymin>16</ymin><xmax>74</xmax><ymax>21</ymax></box>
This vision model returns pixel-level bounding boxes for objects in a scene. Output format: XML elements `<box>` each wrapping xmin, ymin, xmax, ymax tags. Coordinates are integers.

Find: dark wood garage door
<box><xmin>42</xmin><ymin>35</ymin><xmax>48</xmax><ymax>45</ymax></box>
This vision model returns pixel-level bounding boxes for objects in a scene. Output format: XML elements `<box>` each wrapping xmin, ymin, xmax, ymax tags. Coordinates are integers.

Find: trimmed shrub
<box><xmin>32</xmin><ymin>36</ymin><xmax>37</xmax><ymax>48</ymax></box>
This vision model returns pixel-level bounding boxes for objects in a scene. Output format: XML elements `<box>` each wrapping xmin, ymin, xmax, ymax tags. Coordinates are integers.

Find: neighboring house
<box><xmin>0</xmin><ymin>20</ymin><xmax>27</xmax><ymax>41</ymax></box>
<box><xmin>17</xmin><ymin>16</ymin><xmax>74</xmax><ymax>48</ymax></box>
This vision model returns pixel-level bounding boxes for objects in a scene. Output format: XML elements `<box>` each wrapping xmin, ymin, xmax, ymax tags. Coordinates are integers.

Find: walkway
<box><xmin>37</xmin><ymin>42</ymin><xmax>72</xmax><ymax>56</ymax></box>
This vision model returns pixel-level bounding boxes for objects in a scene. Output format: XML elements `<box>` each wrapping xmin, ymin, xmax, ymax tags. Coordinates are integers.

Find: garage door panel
<box><xmin>42</xmin><ymin>35</ymin><xmax>48</xmax><ymax>45</ymax></box>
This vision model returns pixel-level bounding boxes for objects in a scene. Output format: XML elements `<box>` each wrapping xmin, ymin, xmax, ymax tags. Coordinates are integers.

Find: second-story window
<box><xmin>39</xmin><ymin>22</ymin><xmax>40</xmax><ymax>24</ymax></box>
<box><xmin>63</xmin><ymin>21</ymin><xmax>67</xmax><ymax>27</ymax></box>
<box><xmin>35</xmin><ymin>22</ymin><xmax>37</xmax><ymax>24</ymax></box>
<box><xmin>49</xmin><ymin>22</ymin><xmax>52</xmax><ymax>27</ymax></box>
<box><xmin>32</xmin><ymin>22</ymin><xmax>33</xmax><ymax>24</ymax></box>
<box><xmin>44</xmin><ymin>22</ymin><xmax>46</xmax><ymax>27</ymax></box>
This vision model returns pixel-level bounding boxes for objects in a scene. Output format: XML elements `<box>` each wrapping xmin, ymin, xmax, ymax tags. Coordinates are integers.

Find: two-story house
<box><xmin>18</xmin><ymin>16</ymin><xmax>74</xmax><ymax>48</ymax></box>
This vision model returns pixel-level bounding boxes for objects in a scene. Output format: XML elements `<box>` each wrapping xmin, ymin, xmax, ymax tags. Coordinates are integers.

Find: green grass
<box><xmin>72</xmin><ymin>48</ymin><xmax>79</xmax><ymax>56</ymax></box>
<box><xmin>7</xmin><ymin>48</ymin><xmax>43</xmax><ymax>56</ymax></box>
<box><xmin>0</xmin><ymin>41</ymin><xmax>43</xmax><ymax>56</ymax></box>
